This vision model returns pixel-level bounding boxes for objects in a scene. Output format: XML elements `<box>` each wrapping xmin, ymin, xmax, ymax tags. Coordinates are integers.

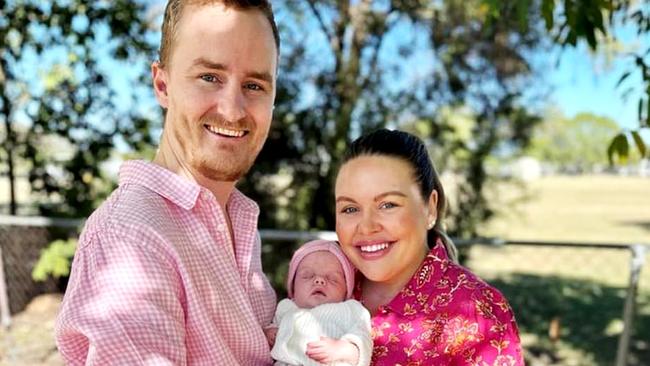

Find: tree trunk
<box><xmin>1</xmin><ymin>65</ymin><xmax>17</xmax><ymax>215</ymax></box>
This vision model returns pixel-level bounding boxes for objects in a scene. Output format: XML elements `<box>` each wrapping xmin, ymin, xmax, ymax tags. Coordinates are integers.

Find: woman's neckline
<box><xmin>359</xmin><ymin>253</ymin><xmax>427</xmax><ymax>314</ymax></box>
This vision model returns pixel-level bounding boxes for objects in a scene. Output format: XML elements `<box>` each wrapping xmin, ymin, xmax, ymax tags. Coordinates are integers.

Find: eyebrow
<box><xmin>191</xmin><ymin>57</ymin><xmax>274</xmax><ymax>85</ymax></box>
<box><xmin>191</xmin><ymin>58</ymin><xmax>227</xmax><ymax>71</ymax></box>
<box><xmin>335</xmin><ymin>196</ymin><xmax>356</xmax><ymax>204</ymax></box>
<box><xmin>335</xmin><ymin>190</ymin><xmax>406</xmax><ymax>204</ymax></box>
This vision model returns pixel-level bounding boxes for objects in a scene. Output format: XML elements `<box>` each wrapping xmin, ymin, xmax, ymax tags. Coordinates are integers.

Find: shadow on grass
<box><xmin>490</xmin><ymin>274</ymin><xmax>650</xmax><ymax>366</ymax></box>
<box><xmin>619</xmin><ymin>220</ymin><xmax>650</xmax><ymax>233</ymax></box>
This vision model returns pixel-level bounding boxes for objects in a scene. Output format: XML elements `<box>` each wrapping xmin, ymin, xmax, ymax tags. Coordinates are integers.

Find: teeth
<box><xmin>206</xmin><ymin>125</ymin><xmax>246</xmax><ymax>137</ymax></box>
<box><xmin>360</xmin><ymin>243</ymin><xmax>389</xmax><ymax>253</ymax></box>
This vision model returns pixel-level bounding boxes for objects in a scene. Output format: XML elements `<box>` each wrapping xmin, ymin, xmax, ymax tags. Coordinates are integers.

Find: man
<box><xmin>55</xmin><ymin>1</ymin><xmax>280</xmax><ymax>364</ymax></box>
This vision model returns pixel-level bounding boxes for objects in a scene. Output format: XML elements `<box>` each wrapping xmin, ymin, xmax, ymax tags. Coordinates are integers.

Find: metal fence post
<box><xmin>615</xmin><ymin>244</ymin><xmax>646</xmax><ymax>366</ymax></box>
<box><xmin>0</xmin><ymin>245</ymin><xmax>11</xmax><ymax>328</ymax></box>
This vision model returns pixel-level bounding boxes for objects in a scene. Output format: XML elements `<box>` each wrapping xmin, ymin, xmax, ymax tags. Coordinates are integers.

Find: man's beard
<box><xmin>195</xmin><ymin>153</ymin><xmax>256</xmax><ymax>182</ymax></box>
<box><xmin>191</xmin><ymin>114</ymin><xmax>262</xmax><ymax>182</ymax></box>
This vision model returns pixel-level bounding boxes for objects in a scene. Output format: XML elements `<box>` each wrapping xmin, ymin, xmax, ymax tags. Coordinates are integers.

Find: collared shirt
<box><xmin>354</xmin><ymin>239</ymin><xmax>524</xmax><ymax>366</ymax></box>
<box><xmin>55</xmin><ymin>160</ymin><xmax>277</xmax><ymax>365</ymax></box>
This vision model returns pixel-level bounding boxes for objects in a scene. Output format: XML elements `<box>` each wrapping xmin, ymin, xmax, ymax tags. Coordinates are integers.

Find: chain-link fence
<box><xmin>464</xmin><ymin>240</ymin><xmax>649</xmax><ymax>366</ymax></box>
<box><xmin>0</xmin><ymin>220</ymin><xmax>647</xmax><ymax>365</ymax></box>
<box><xmin>0</xmin><ymin>216</ymin><xmax>79</xmax><ymax>324</ymax></box>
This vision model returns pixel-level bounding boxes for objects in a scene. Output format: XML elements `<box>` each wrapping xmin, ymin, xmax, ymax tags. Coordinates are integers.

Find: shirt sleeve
<box><xmin>248</xmin><ymin>231</ymin><xmax>277</xmax><ymax>328</ymax></box>
<box><xmin>451</xmin><ymin>287</ymin><xmax>524</xmax><ymax>366</ymax></box>
<box><xmin>339</xmin><ymin>300</ymin><xmax>373</xmax><ymax>366</ymax></box>
<box><xmin>55</xmin><ymin>227</ymin><xmax>187</xmax><ymax>365</ymax></box>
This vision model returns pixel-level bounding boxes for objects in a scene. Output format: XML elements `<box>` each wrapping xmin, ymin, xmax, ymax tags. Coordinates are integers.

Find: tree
<box><xmin>484</xmin><ymin>0</ymin><xmax>650</xmax><ymax>163</ymax></box>
<box><xmin>0</xmin><ymin>0</ymin><xmax>159</xmax><ymax>216</ymax></box>
<box><xmin>240</xmin><ymin>0</ymin><xmax>545</xmax><ymax>240</ymax></box>
<box><xmin>527</xmin><ymin>111</ymin><xmax>622</xmax><ymax>171</ymax></box>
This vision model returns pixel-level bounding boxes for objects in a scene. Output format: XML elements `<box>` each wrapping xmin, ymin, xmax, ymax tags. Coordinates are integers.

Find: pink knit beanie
<box><xmin>286</xmin><ymin>240</ymin><xmax>355</xmax><ymax>300</ymax></box>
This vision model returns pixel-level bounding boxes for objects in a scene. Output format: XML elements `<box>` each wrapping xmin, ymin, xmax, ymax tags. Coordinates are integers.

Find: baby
<box><xmin>266</xmin><ymin>240</ymin><xmax>372</xmax><ymax>366</ymax></box>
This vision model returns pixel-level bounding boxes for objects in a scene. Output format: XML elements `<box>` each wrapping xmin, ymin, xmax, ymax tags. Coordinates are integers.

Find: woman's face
<box><xmin>335</xmin><ymin>155</ymin><xmax>437</xmax><ymax>286</ymax></box>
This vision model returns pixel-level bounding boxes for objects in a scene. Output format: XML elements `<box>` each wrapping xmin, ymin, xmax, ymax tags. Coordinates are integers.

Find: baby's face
<box><xmin>292</xmin><ymin>251</ymin><xmax>347</xmax><ymax>308</ymax></box>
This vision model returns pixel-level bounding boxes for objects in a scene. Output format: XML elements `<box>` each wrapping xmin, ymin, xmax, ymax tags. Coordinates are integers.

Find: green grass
<box><xmin>473</xmin><ymin>174</ymin><xmax>650</xmax><ymax>365</ymax></box>
<box><xmin>480</xmin><ymin>175</ymin><xmax>650</xmax><ymax>243</ymax></box>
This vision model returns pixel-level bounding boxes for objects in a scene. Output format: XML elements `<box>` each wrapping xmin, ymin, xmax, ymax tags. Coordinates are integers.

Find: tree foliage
<box><xmin>240</xmin><ymin>0</ymin><xmax>545</xmax><ymax>240</ymax></box>
<box><xmin>0</xmin><ymin>0</ymin><xmax>159</xmax><ymax>216</ymax></box>
<box><xmin>1</xmin><ymin>0</ymin><xmax>547</xmax><ymax>243</ymax></box>
<box><xmin>527</xmin><ymin>111</ymin><xmax>622</xmax><ymax>170</ymax></box>
<box><xmin>484</xmin><ymin>0</ymin><xmax>650</xmax><ymax>162</ymax></box>
<box><xmin>31</xmin><ymin>238</ymin><xmax>77</xmax><ymax>282</ymax></box>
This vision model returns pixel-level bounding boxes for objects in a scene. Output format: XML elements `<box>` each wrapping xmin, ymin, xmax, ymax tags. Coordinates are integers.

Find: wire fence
<box><xmin>464</xmin><ymin>241</ymin><xmax>648</xmax><ymax>366</ymax></box>
<box><xmin>0</xmin><ymin>216</ymin><xmax>648</xmax><ymax>365</ymax></box>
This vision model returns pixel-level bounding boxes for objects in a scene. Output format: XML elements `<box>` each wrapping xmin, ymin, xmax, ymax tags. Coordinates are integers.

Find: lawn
<box><xmin>479</xmin><ymin>174</ymin><xmax>650</xmax><ymax>243</ymax></box>
<box><xmin>471</xmin><ymin>174</ymin><xmax>650</xmax><ymax>366</ymax></box>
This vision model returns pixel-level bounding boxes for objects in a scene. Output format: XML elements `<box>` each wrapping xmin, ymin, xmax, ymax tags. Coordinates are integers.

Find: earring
<box><xmin>427</xmin><ymin>220</ymin><xmax>435</xmax><ymax>229</ymax></box>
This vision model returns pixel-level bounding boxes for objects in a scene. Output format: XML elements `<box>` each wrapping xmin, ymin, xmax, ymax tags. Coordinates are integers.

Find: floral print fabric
<box><xmin>354</xmin><ymin>239</ymin><xmax>524</xmax><ymax>366</ymax></box>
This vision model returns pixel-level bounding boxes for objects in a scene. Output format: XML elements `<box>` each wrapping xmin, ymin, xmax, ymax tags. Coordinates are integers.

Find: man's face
<box><xmin>153</xmin><ymin>3</ymin><xmax>277</xmax><ymax>182</ymax></box>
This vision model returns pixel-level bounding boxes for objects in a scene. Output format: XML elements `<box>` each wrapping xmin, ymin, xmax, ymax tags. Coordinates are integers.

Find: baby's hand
<box><xmin>306</xmin><ymin>336</ymin><xmax>359</xmax><ymax>364</ymax></box>
<box><xmin>264</xmin><ymin>327</ymin><xmax>278</xmax><ymax>348</ymax></box>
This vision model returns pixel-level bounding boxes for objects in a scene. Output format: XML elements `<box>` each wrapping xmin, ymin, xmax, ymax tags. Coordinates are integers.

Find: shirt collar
<box><xmin>355</xmin><ymin>238</ymin><xmax>451</xmax><ymax>316</ymax></box>
<box><xmin>393</xmin><ymin>239</ymin><xmax>452</xmax><ymax>315</ymax></box>
<box><xmin>408</xmin><ymin>239</ymin><xmax>450</xmax><ymax>290</ymax></box>
<box><xmin>227</xmin><ymin>187</ymin><xmax>260</xmax><ymax>218</ymax></box>
<box><xmin>119</xmin><ymin>160</ymin><xmax>201</xmax><ymax>210</ymax></box>
<box><xmin>118</xmin><ymin>160</ymin><xmax>261</xmax><ymax>216</ymax></box>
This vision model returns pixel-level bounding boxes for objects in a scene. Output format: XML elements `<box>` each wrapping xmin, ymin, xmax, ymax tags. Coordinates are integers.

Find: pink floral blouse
<box><xmin>354</xmin><ymin>239</ymin><xmax>524</xmax><ymax>366</ymax></box>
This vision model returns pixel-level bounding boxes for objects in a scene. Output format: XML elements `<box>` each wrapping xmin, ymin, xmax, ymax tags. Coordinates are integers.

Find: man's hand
<box><xmin>264</xmin><ymin>327</ymin><xmax>278</xmax><ymax>348</ymax></box>
<box><xmin>306</xmin><ymin>336</ymin><xmax>360</xmax><ymax>364</ymax></box>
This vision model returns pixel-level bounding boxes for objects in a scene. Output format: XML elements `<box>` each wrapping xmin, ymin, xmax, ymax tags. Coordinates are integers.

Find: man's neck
<box><xmin>153</xmin><ymin>136</ymin><xmax>235</xmax><ymax>212</ymax></box>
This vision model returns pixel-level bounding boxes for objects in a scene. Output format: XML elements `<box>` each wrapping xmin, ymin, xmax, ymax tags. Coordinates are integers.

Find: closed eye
<box><xmin>327</xmin><ymin>275</ymin><xmax>342</xmax><ymax>284</ymax></box>
<box><xmin>300</xmin><ymin>272</ymin><xmax>314</xmax><ymax>280</ymax></box>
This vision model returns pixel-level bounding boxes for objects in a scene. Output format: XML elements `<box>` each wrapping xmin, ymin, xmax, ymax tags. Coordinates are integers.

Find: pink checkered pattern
<box><xmin>55</xmin><ymin>160</ymin><xmax>277</xmax><ymax>365</ymax></box>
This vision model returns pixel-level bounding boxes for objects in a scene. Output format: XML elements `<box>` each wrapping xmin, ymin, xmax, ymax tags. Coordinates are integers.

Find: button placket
<box><xmin>201</xmin><ymin>190</ymin><xmax>235</xmax><ymax>259</ymax></box>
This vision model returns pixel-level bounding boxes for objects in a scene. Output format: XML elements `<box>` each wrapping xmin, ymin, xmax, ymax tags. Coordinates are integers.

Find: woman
<box><xmin>335</xmin><ymin>129</ymin><xmax>523</xmax><ymax>365</ymax></box>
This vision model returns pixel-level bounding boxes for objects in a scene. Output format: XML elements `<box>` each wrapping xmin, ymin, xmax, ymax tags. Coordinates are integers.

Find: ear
<box><xmin>151</xmin><ymin>61</ymin><xmax>169</xmax><ymax>109</ymax></box>
<box><xmin>426</xmin><ymin>190</ymin><xmax>438</xmax><ymax>229</ymax></box>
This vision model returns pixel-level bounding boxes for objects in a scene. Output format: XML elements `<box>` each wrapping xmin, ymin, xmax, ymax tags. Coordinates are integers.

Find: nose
<box><xmin>218</xmin><ymin>83</ymin><xmax>246</xmax><ymax>123</ymax></box>
<box><xmin>313</xmin><ymin>276</ymin><xmax>325</xmax><ymax>286</ymax></box>
<box><xmin>358</xmin><ymin>210</ymin><xmax>381</xmax><ymax>234</ymax></box>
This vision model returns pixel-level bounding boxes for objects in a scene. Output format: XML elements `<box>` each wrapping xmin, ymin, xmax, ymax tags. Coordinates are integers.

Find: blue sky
<box><xmin>551</xmin><ymin>46</ymin><xmax>641</xmax><ymax>130</ymax></box>
<box><xmin>549</xmin><ymin>24</ymin><xmax>648</xmax><ymax>131</ymax></box>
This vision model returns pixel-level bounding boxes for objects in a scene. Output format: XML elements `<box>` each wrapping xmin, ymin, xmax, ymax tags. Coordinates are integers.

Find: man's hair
<box><xmin>158</xmin><ymin>0</ymin><xmax>280</xmax><ymax>67</ymax></box>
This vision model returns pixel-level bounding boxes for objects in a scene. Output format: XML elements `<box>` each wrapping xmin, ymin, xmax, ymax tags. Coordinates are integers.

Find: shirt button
<box><xmin>216</xmin><ymin>224</ymin><xmax>226</xmax><ymax>233</ymax></box>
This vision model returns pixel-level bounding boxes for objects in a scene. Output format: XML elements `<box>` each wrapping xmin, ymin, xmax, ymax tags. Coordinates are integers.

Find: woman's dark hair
<box><xmin>340</xmin><ymin>128</ymin><xmax>458</xmax><ymax>263</ymax></box>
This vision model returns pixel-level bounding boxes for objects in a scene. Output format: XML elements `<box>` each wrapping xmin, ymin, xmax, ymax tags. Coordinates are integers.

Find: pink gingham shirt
<box><xmin>55</xmin><ymin>160</ymin><xmax>277</xmax><ymax>365</ymax></box>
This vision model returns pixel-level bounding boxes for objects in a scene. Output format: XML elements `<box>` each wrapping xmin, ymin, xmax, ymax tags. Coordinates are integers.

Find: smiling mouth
<box><xmin>359</xmin><ymin>242</ymin><xmax>391</xmax><ymax>253</ymax></box>
<box><xmin>204</xmin><ymin>125</ymin><xmax>248</xmax><ymax>138</ymax></box>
